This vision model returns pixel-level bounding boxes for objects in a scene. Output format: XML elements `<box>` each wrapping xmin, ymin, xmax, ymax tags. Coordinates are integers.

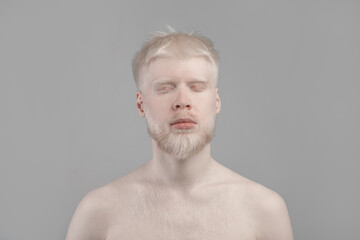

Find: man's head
<box><xmin>133</xmin><ymin>28</ymin><xmax>221</xmax><ymax>159</ymax></box>
<box><xmin>132</xmin><ymin>27</ymin><xmax>220</xmax><ymax>91</ymax></box>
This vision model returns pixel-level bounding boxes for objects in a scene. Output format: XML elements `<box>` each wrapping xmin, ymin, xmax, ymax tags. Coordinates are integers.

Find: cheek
<box><xmin>197</xmin><ymin>99</ymin><xmax>217</xmax><ymax>121</ymax></box>
<box><xmin>144</xmin><ymin>102</ymin><xmax>168</xmax><ymax>121</ymax></box>
<box><xmin>202</xmin><ymin>96</ymin><xmax>217</xmax><ymax>112</ymax></box>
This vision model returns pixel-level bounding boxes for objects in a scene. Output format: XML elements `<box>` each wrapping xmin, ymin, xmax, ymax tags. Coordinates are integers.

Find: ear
<box><xmin>215</xmin><ymin>88</ymin><xmax>221</xmax><ymax>114</ymax></box>
<box><xmin>136</xmin><ymin>91</ymin><xmax>146</xmax><ymax>117</ymax></box>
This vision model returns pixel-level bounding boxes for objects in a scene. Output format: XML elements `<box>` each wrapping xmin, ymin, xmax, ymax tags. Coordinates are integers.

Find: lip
<box><xmin>170</xmin><ymin>118</ymin><xmax>197</xmax><ymax>125</ymax></box>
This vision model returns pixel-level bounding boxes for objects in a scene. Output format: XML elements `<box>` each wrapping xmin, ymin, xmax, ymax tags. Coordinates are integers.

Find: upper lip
<box><xmin>170</xmin><ymin>118</ymin><xmax>197</xmax><ymax>125</ymax></box>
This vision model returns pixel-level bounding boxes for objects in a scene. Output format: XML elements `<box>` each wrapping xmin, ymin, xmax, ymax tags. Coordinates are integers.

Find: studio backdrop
<box><xmin>0</xmin><ymin>1</ymin><xmax>359</xmax><ymax>239</ymax></box>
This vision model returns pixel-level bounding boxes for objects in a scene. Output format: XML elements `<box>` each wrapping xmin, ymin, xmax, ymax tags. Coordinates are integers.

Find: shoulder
<box><xmin>244</xmin><ymin>180</ymin><xmax>286</xmax><ymax>211</ymax></box>
<box><xmin>218</xmin><ymin>167</ymin><xmax>293</xmax><ymax>240</ymax></box>
<box><xmin>65</xmin><ymin>182</ymin><xmax>126</xmax><ymax>240</ymax></box>
<box><xmin>240</xmin><ymin>179</ymin><xmax>293</xmax><ymax>240</ymax></box>
<box><xmin>76</xmin><ymin>183</ymin><xmax>120</xmax><ymax>215</ymax></box>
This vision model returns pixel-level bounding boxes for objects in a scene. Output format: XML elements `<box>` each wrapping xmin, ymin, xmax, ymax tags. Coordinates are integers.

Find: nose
<box><xmin>172</xmin><ymin>88</ymin><xmax>192</xmax><ymax>111</ymax></box>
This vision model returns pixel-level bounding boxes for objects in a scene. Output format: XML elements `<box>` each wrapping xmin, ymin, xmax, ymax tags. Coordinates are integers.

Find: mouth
<box><xmin>170</xmin><ymin>118</ymin><xmax>197</xmax><ymax>129</ymax></box>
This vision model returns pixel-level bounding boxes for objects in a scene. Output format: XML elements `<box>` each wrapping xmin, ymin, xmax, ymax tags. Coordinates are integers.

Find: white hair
<box><xmin>132</xmin><ymin>26</ymin><xmax>220</xmax><ymax>91</ymax></box>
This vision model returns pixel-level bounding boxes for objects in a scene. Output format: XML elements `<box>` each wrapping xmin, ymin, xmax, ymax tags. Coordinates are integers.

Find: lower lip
<box><xmin>171</xmin><ymin>122</ymin><xmax>196</xmax><ymax>129</ymax></box>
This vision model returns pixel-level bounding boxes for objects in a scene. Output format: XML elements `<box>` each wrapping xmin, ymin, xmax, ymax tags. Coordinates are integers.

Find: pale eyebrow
<box><xmin>152</xmin><ymin>80</ymin><xmax>175</xmax><ymax>87</ymax></box>
<box><xmin>152</xmin><ymin>79</ymin><xmax>209</xmax><ymax>88</ymax></box>
<box><xmin>187</xmin><ymin>79</ymin><xmax>209</xmax><ymax>85</ymax></box>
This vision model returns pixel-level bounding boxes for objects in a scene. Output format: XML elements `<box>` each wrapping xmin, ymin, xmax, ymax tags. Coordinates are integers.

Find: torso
<box><xmin>100</xmin><ymin>163</ymin><xmax>263</xmax><ymax>240</ymax></box>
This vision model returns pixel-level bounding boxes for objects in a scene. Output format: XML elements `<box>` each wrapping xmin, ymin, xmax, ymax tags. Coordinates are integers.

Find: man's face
<box><xmin>136</xmin><ymin>57</ymin><xmax>221</xmax><ymax>159</ymax></box>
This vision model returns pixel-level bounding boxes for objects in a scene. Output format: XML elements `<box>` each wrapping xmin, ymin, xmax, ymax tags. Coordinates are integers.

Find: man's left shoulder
<box><xmin>226</xmin><ymin>172</ymin><xmax>287</xmax><ymax>211</ymax></box>
<box><xmin>247</xmin><ymin>182</ymin><xmax>287</xmax><ymax>213</ymax></box>
<box><xmin>241</xmin><ymin>180</ymin><xmax>293</xmax><ymax>240</ymax></box>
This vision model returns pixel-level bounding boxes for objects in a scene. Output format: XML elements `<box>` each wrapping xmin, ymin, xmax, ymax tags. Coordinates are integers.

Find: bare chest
<box><xmin>105</xmin><ymin>186</ymin><xmax>257</xmax><ymax>240</ymax></box>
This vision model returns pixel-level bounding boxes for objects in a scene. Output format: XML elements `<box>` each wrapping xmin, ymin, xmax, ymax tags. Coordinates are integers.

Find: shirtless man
<box><xmin>66</xmin><ymin>29</ymin><xmax>294</xmax><ymax>240</ymax></box>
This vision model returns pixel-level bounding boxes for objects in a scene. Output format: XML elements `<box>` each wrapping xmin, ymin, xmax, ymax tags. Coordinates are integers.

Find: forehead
<box><xmin>143</xmin><ymin>57</ymin><xmax>217</xmax><ymax>86</ymax></box>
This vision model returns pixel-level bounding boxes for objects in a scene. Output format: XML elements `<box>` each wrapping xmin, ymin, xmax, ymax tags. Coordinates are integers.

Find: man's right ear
<box><xmin>136</xmin><ymin>91</ymin><xmax>145</xmax><ymax>117</ymax></box>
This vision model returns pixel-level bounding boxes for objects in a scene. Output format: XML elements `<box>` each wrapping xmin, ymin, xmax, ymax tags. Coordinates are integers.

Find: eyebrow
<box><xmin>188</xmin><ymin>79</ymin><xmax>208</xmax><ymax>84</ymax></box>
<box><xmin>152</xmin><ymin>80</ymin><xmax>175</xmax><ymax>86</ymax></box>
<box><xmin>152</xmin><ymin>79</ymin><xmax>208</xmax><ymax>86</ymax></box>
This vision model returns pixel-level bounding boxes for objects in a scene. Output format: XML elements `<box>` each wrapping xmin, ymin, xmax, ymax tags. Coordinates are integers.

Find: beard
<box><xmin>144</xmin><ymin>108</ymin><xmax>216</xmax><ymax>160</ymax></box>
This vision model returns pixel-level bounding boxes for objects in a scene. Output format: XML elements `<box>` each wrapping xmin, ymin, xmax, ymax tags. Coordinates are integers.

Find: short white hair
<box><xmin>132</xmin><ymin>27</ymin><xmax>220</xmax><ymax>91</ymax></box>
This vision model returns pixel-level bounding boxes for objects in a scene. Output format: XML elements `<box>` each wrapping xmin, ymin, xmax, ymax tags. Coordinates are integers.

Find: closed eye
<box><xmin>156</xmin><ymin>85</ymin><xmax>175</xmax><ymax>93</ymax></box>
<box><xmin>190</xmin><ymin>83</ymin><xmax>207</xmax><ymax>91</ymax></box>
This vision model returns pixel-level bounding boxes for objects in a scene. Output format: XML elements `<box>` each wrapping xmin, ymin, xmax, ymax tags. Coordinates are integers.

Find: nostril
<box><xmin>173</xmin><ymin>103</ymin><xmax>191</xmax><ymax>110</ymax></box>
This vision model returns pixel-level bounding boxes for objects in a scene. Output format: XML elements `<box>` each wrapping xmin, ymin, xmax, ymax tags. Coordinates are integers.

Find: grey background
<box><xmin>1</xmin><ymin>0</ymin><xmax>359</xmax><ymax>239</ymax></box>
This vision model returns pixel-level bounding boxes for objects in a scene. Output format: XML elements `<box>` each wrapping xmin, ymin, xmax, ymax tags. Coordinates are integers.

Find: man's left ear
<box><xmin>216</xmin><ymin>88</ymin><xmax>221</xmax><ymax>114</ymax></box>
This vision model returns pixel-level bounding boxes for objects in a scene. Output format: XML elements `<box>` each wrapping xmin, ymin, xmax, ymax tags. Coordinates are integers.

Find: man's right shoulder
<box><xmin>79</xmin><ymin>184</ymin><xmax>117</xmax><ymax>211</ymax></box>
<box><xmin>76</xmin><ymin>178</ymin><xmax>136</xmax><ymax>213</ymax></box>
<box><xmin>65</xmin><ymin>181</ymin><xmax>131</xmax><ymax>240</ymax></box>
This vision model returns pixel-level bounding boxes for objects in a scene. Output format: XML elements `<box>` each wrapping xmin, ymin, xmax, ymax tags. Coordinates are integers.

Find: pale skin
<box><xmin>66</xmin><ymin>57</ymin><xmax>294</xmax><ymax>240</ymax></box>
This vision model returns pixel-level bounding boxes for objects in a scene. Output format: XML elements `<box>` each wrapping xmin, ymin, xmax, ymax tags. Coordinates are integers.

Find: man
<box><xmin>66</xmin><ymin>28</ymin><xmax>294</xmax><ymax>240</ymax></box>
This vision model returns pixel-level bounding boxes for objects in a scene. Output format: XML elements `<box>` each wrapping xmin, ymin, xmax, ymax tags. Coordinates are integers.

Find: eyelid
<box><xmin>154</xmin><ymin>82</ymin><xmax>175</xmax><ymax>88</ymax></box>
<box><xmin>155</xmin><ymin>84</ymin><xmax>175</xmax><ymax>93</ymax></box>
<box><xmin>190</xmin><ymin>82</ymin><xmax>207</xmax><ymax>90</ymax></box>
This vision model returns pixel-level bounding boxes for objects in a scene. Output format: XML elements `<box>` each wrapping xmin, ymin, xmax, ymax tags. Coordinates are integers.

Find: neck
<box><xmin>146</xmin><ymin>139</ymin><xmax>216</xmax><ymax>192</ymax></box>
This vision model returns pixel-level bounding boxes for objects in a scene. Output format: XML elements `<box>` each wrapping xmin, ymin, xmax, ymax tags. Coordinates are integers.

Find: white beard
<box><xmin>144</xmin><ymin>108</ymin><xmax>216</xmax><ymax>160</ymax></box>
